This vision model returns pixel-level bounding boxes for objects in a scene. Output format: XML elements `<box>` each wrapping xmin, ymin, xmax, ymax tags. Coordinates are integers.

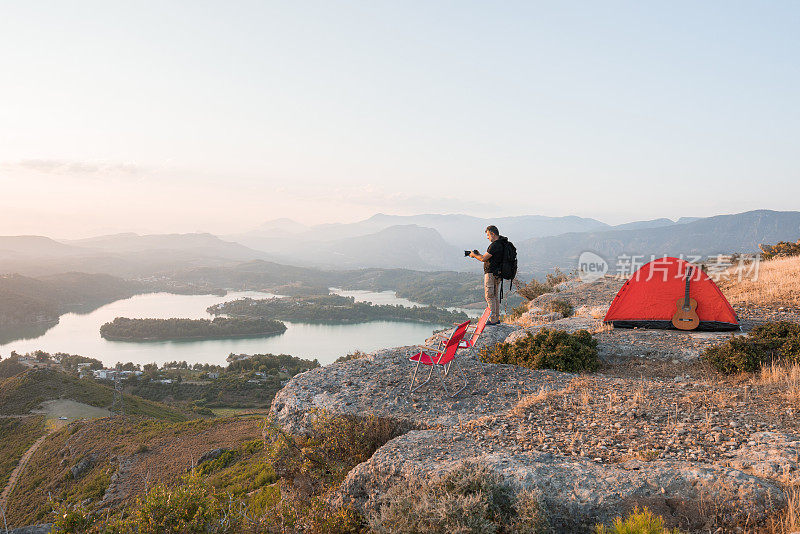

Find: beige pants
<box><xmin>484</xmin><ymin>273</ymin><xmax>501</xmax><ymax>322</ymax></box>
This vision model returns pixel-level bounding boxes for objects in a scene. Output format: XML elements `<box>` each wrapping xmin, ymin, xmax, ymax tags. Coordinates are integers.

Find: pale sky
<box><xmin>1</xmin><ymin>1</ymin><xmax>798</xmax><ymax>238</ymax></box>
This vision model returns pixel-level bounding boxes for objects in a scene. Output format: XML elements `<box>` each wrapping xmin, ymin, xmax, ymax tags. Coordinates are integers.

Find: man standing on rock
<box><xmin>469</xmin><ymin>225</ymin><xmax>504</xmax><ymax>325</ymax></box>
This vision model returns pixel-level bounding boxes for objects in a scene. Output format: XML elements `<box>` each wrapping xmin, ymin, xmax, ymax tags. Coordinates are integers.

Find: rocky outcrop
<box><xmin>69</xmin><ymin>454</ymin><xmax>96</xmax><ymax>480</ymax></box>
<box><xmin>273</xmin><ymin>339</ymin><xmax>792</xmax><ymax>531</ymax></box>
<box><xmin>338</xmin><ymin>428</ymin><xmax>783</xmax><ymax>532</ymax></box>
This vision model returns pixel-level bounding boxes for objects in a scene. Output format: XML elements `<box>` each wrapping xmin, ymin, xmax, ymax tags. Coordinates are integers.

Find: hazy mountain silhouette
<box><xmin>518</xmin><ymin>210</ymin><xmax>800</xmax><ymax>272</ymax></box>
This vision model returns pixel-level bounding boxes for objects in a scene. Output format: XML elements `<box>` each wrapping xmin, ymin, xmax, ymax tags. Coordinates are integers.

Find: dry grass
<box><xmin>759</xmin><ymin>362</ymin><xmax>800</xmax><ymax>402</ymax></box>
<box><xmin>510</xmin><ymin>385</ymin><xmax>562</xmax><ymax>417</ymax></box>
<box><xmin>768</xmin><ymin>485</ymin><xmax>800</xmax><ymax>534</ymax></box>
<box><xmin>721</xmin><ymin>256</ymin><xmax>800</xmax><ymax>307</ymax></box>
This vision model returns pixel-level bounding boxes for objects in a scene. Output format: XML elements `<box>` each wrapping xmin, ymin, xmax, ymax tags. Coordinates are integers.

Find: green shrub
<box><xmin>595</xmin><ymin>506</ymin><xmax>682</xmax><ymax>534</ymax></box>
<box><xmin>546</xmin><ymin>299</ymin><xmax>574</xmax><ymax>318</ymax></box>
<box><xmin>52</xmin><ymin>475</ymin><xmax>241</xmax><ymax>534</ymax></box>
<box><xmin>369</xmin><ymin>463</ymin><xmax>545</xmax><ymax>534</ymax></box>
<box><xmin>118</xmin><ymin>474</ymin><xmax>239</xmax><ymax>534</ymax></box>
<box><xmin>481</xmin><ymin>329</ymin><xmax>599</xmax><ymax>373</ymax></box>
<box><xmin>704</xmin><ymin>321</ymin><xmax>800</xmax><ymax>374</ymax></box>
<box><xmin>195</xmin><ymin>450</ymin><xmax>237</xmax><ymax>476</ymax></box>
<box><xmin>51</xmin><ymin>502</ymin><xmax>94</xmax><ymax>534</ymax></box>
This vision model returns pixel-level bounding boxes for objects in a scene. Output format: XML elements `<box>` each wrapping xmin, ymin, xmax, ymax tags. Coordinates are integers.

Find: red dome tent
<box><xmin>604</xmin><ymin>256</ymin><xmax>739</xmax><ymax>331</ymax></box>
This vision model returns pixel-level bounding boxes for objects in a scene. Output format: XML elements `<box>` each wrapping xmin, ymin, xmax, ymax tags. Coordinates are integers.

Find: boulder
<box><xmin>69</xmin><ymin>454</ymin><xmax>96</xmax><ymax>480</ymax></box>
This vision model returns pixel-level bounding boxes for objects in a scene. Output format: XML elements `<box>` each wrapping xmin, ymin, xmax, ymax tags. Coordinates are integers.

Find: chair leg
<box><xmin>448</xmin><ymin>358</ymin><xmax>468</xmax><ymax>397</ymax></box>
<box><xmin>436</xmin><ymin>359</ymin><xmax>468</xmax><ymax>398</ymax></box>
<box><xmin>410</xmin><ymin>361</ymin><xmax>435</xmax><ymax>393</ymax></box>
<box><xmin>436</xmin><ymin>364</ymin><xmax>451</xmax><ymax>397</ymax></box>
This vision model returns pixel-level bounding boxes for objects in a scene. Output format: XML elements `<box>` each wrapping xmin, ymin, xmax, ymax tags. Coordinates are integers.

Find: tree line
<box><xmin>99</xmin><ymin>316</ymin><xmax>287</xmax><ymax>341</ymax></box>
<box><xmin>207</xmin><ymin>294</ymin><xmax>468</xmax><ymax>324</ymax></box>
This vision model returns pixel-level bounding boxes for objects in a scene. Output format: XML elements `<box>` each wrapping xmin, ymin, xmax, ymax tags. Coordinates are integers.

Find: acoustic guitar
<box><xmin>671</xmin><ymin>266</ymin><xmax>700</xmax><ymax>330</ymax></box>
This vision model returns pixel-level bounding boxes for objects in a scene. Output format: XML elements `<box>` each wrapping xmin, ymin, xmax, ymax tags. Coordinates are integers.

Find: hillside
<box><xmin>0</xmin><ymin>415</ymin><xmax>46</xmax><ymax>490</ymax></box>
<box><xmin>0</xmin><ymin>272</ymin><xmax>144</xmax><ymax>328</ymax></box>
<box><xmin>0</xmin><ymin>357</ymin><xmax>27</xmax><ymax>380</ymax></box>
<box><xmin>4</xmin><ymin>416</ymin><xmax>264</xmax><ymax>527</ymax></box>
<box><xmin>720</xmin><ymin>254</ymin><xmax>800</xmax><ymax>309</ymax></box>
<box><xmin>0</xmin><ymin>369</ymin><xmax>187</xmax><ymax>421</ymax></box>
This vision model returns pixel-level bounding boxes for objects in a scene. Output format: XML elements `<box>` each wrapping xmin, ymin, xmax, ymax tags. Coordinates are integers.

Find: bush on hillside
<box><xmin>760</xmin><ymin>239</ymin><xmax>800</xmax><ymax>260</ymax></box>
<box><xmin>518</xmin><ymin>268</ymin><xmax>568</xmax><ymax>301</ymax></box>
<box><xmin>481</xmin><ymin>329</ymin><xmax>599</xmax><ymax>373</ymax></box>
<box><xmin>52</xmin><ymin>474</ymin><xmax>241</xmax><ymax>534</ymax></box>
<box><xmin>704</xmin><ymin>321</ymin><xmax>800</xmax><ymax>374</ymax></box>
<box><xmin>265</xmin><ymin>410</ymin><xmax>405</xmax><ymax>496</ymax></box>
<box><xmin>369</xmin><ymin>463</ymin><xmax>545</xmax><ymax>534</ymax></box>
<box><xmin>595</xmin><ymin>506</ymin><xmax>683</xmax><ymax>534</ymax></box>
<box><xmin>335</xmin><ymin>350</ymin><xmax>369</xmax><ymax>364</ymax></box>
<box><xmin>545</xmin><ymin>299</ymin><xmax>574</xmax><ymax>318</ymax></box>
<box><xmin>504</xmin><ymin>303</ymin><xmax>529</xmax><ymax>321</ymax></box>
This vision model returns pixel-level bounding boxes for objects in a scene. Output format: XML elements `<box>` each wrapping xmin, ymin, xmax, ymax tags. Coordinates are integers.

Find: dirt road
<box><xmin>0</xmin><ymin>430</ymin><xmax>53</xmax><ymax>514</ymax></box>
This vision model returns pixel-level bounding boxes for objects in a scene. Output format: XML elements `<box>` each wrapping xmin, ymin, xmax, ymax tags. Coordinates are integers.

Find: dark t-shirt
<box><xmin>484</xmin><ymin>239</ymin><xmax>504</xmax><ymax>274</ymax></box>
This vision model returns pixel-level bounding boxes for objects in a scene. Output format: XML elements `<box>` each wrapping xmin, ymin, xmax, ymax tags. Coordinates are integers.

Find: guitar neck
<box><xmin>684</xmin><ymin>267</ymin><xmax>692</xmax><ymax>307</ymax></box>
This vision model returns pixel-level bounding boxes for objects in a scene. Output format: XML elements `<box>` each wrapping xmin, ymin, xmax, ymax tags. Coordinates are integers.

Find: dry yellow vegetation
<box><xmin>721</xmin><ymin>255</ymin><xmax>800</xmax><ymax>308</ymax></box>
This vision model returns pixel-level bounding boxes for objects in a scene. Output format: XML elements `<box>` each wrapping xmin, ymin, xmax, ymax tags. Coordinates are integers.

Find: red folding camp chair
<box><xmin>434</xmin><ymin>307</ymin><xmax>491</xmax><ymax>350</ymax></box>
<box><xmin>408</xmin><ymin>319</ymin><xmax>471</xmax><ymax>397</ymax></box>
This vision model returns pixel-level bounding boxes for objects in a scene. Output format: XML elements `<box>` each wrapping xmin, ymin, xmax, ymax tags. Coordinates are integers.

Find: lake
<box><xmin>0</xmin><ymin>290</ymin><xmax>473</xmax><ymax>367</ymax></box>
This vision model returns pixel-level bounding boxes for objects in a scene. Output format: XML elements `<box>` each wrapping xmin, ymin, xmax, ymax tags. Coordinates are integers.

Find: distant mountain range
<box><xmin>0</xmin><ymin>233</ymin><xmax>269</xmax><ymax>277</ymax></box>
<box><xmin>227</xmin><ymin>213</ymin><xmax>610</xmax><ymax>252</ymax></box>
<box><xmin>0</xmin><ymin>210</ymin><xmax>798</xmax><ymax>277</ymax></box>
<box><xmin>226</xmin><ymin>210</ymin><xmax>800</xmax><ymax>273</ymax></box>
<box><xmin>518</xmin><ymin>210</ymin><xmax>800</xmax><ymax>272</ymax></box>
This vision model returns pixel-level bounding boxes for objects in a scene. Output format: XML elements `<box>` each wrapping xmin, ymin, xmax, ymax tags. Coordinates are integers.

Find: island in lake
<box><xmin>207</xmin><ymin>294</ymin><xmax>468</xmax><ymax>324</ymax></box>
<box><xmin>99</xmin><ymin>316</ymin><xmax>287</xmax><ymax>341</ymax></box>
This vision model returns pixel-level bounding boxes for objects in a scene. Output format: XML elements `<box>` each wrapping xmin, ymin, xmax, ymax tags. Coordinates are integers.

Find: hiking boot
<box><xmin>486</xmin><ymin>320</ymin><xmax>501</xmax><ymax>326</ymax></box>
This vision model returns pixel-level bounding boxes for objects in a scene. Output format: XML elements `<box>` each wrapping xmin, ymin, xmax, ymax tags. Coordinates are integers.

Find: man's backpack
<box><xmin>495</xmin><ymin>237</ymin><xmax>517</xmax><ymax>302</ymax></box>
<box><xmin>499</xmin><ymin>237</ymin><xmax>517</xmax><ymax>281</ymax></box>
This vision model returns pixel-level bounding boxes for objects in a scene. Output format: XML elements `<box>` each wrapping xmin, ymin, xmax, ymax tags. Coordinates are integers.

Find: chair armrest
<box><xmin>417</xmin><ymin>345</ymin><xmax>443</xmax><ymax>353</ymax></box>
